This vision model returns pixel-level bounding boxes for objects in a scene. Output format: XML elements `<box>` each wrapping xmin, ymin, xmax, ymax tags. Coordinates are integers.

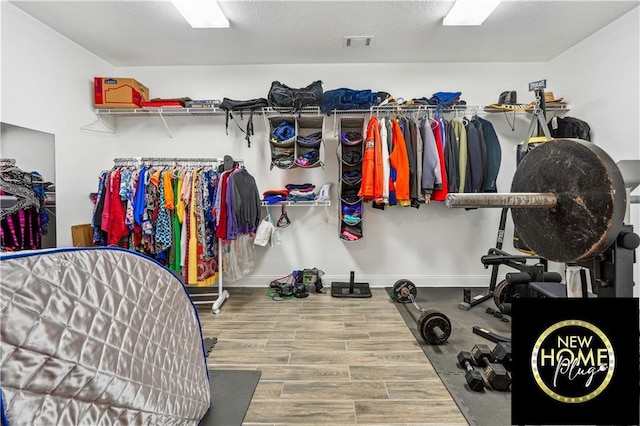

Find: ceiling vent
<box><xmin>343</xmin><ymin>36</ymin><xmax>374</xmax><ymax>48</ymax></box>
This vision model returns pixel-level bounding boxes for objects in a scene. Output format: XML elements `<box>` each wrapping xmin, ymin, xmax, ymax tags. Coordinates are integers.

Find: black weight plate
<box><xmin>392</xmin><ymin>279</ymin><xmax>417</xmax><ymax>303</ymax></box>
<box><xmin>511</xmin><ymin>139</ymin><xmax>626</xmax><ymax>262</ymax></box>
<box><xmin>493</xmin><ymin>279</ymin><xmax>510</xmax><ymax>309</ymax></box>
<box><xmin>418</xmin><ymin>310</ymin><xmax>451</xmax><ymax>345</ymax></box>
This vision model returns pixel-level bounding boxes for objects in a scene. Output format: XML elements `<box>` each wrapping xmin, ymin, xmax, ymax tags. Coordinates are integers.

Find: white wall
<box><xmin>548</xmin><ymin>6</ymin><xmax>640</xmax><ymax>296</ymax></box>
<box><xmin>1</xmin><ymin>2</ymin><xmax>116</xmax><ymax>246</ymax></box>
<box><xmin>114</xmin><ymin>63</ymin><xmax>549</xmax><ymax>286</ymax></box>
<box><xmin>3</xmin><ymin>1</ymin><xmax>637</xmax><ymax>289</ymax></box>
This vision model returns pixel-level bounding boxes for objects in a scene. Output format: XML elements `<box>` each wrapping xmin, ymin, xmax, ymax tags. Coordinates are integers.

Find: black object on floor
<box><xmin>331</xmin><ymin>270</ymin><xmax>371</xmax><ymax>298</ymax></box>
<box><xmin>387</xmin><ymin>286</ymin><xmax>512</xmax><ymax>426</ymax></box>
<box><xmin>204</xmin><ymin>337</ymin><xmax>217</xmax><ymax>356</ymax></box>
<box><xmin>200</xmin><ymin>369</ymin><xmax>261</xmax><ymax>426</ymax></box>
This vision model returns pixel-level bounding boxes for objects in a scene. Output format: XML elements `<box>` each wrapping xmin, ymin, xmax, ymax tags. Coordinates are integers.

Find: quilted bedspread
<box><xmin>0</xmin><ymin>247</ymin><xmax>210</xmax><ymax>425</ymax></box>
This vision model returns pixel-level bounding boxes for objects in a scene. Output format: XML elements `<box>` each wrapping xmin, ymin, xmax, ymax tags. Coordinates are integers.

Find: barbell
<box><xmin>390</xmin><ymin>279</ymin><xmax>452</xmax><ymax>345</ymax></box>
<box><xmin>445</xmin><ymin>139</ymin><xmax>626</xmax><ymax>263</ymax></box>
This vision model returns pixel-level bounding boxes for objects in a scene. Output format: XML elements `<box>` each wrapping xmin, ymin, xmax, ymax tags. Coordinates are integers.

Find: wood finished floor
<box><xmin>198</xmin><ymin>288</ymin><xmax>468</xmax><ymax>426</ymax></box>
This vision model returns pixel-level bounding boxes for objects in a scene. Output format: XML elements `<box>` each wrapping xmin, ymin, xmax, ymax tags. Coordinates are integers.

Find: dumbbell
<box><xmin>493</xmin><ymin>341</ymin><xmax>512</xmax><ymax>371</ymax></box>
<box><xmin>471</xmin><ymin>344</ymin><xmax>511</xmax><ymax>391</ymax></box>
<box><xmin>457</xmin><ymin>351</ymin><xmax>485</xmax><ymax>392</ymax></box>
<box><xmin>390</xmin><ymin>279</ymin><xmax>452</xmax><ymax>345</ymax></box>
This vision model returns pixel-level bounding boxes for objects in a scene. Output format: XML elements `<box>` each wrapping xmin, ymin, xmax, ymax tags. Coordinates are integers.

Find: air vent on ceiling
<box><xmin>343</xmin><ymin>36</ymin><xmax>374</xmax><ymax>48</ymax></box>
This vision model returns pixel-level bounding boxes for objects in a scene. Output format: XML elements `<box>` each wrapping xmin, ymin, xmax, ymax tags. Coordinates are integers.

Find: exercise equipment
<box><xmin>446</xmin><ymin>139</ymin><xmax>626</xmax><ymax>263</ymax></box>
<box><xmin>457</xmin><ymin>351</ymin><xmax>485</xmax><ymax>392</ymax></box>
<box><xmin>472</xmin><ymin>326</ymin><xmax>511</xmax><ymax>344</ymax></box>
<box><xmin>459</xmin><ymin>208</ymin><xmax>509</xmax><ymax>311</ymax></box>
<box><xmin>331</xmin><ymin>270</ymin><xmax>371</xmax><ymax>298</ymax></box>
<box><xmin>390</xmin><ymin>279</ymin><xmax>452</xmax><ymax>345</ymax></box>
<box><xmin>471</xmin><ymin>344</ymin><xmax>512</xmax><ymax>391</ymax></box>
<box><xmin>490</xmin><ymin>263</ymin><xmax>563</xmax><ymax>312</ymax></box>
<box><xmin>458</xmin><ymin>138</ymin><xmax>628</xmax><ymax>309</ymax></box>
<box><xmin>492</xmin><ymin>341</ymin><xmax>512</xmax><ymax>371</ymax></box>
<box><xmin>448</xmin><ymin>139</ymin><xmax>640</xmax><ymax>300</ymax></box>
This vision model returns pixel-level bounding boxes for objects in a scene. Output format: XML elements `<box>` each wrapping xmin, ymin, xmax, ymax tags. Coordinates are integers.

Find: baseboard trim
<box><xmin>221</xmin><ymin>274</ymin><xmax>491</xmax><ymax>288</ymax></box>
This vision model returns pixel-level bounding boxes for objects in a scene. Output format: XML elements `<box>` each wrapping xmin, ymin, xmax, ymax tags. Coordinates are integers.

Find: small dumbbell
<box><xmin>493</xmin><ymin>341</ymin><xmax>512</xmax><ymax>371</ymax></box>
<box><xmin>457</xmin><ymin>351</ymin><xmax>485</xmax><ymax>392</ymax></box>
<box><xmin>471</xmin><ymin>344</ymin><xmax>511</xmax><ymax>391</ymax></box>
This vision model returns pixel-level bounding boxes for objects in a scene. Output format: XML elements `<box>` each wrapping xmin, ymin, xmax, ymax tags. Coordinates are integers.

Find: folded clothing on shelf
<box><xmin>285</xmin><ymin>183</ymin><xmax>315</xmax><ymax>192</ymax></box>
<box><xmin>295</xmin><ymin>150</ymin><xmax>320</xmax><ymax>167</ymax></box>
<box><xmin>262</xmin><ymin>189</ymin><xmax>289</xmax><ymax>204</ymax></box>
<box><xmin>271</xmin><ymin>120</ymin><xmax>295</xmax><ymax>142</ymax></box>
<box><xmin>342</xmin><ymin>202</ymin><xmax>362</xmax><ymax>225</ymax></box>
<box><xmin>342</xmin><ymin>150</ymin><xmax>362</xmax><ymax>165</ymax></box>
<box><xmin>263</xmin><ymin>194</ymin><xmax>288</xmax><ymax>204</ymax></box>
<box><xmin>340</xmin><ymin>223</ymin><xmax>363</xmax><ymax>241</ymax></box>
<box><xmin>297</xmin><ymin>132</ymin><xmax>322</xmax><ymax>144</ymax></box>
<box><xmin>341</xmin><ymin>189</ymin><xmax>360</xmax><ymax>204</ymax></box>
<box><xmin>341</xmin><ymin>131</ymin><xmax>363</xmax><ymax>145</ymax></box>
<box><xmin>342</xmin><ymin>170</ymin><xmax>362</xmax><ymax>185</ymax></box>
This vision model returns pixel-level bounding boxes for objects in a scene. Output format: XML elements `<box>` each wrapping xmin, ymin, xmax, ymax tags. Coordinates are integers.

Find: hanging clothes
<box><xmin>465</xmin><ymin>117</ymin><xmax>486</xmax><ymax>193</ymax></box>
<box><xmin>443</xmin><ymin>119</ymin><xmax>460</xmax><ymax>193</ymax></box>
<box><xmin>359</xmin><ymin>116</ymin><xmax>384</xmax><ymax>202</ymax></box>
<box><xmin>451</xmin><ymin>117</ymin><xmax>468</xmax><ymax>193</ymax></box>
<box><xmin>413</xmin><ymin>119</ymin><xmax>425</xmax><ymax>204</ymax></box>
<box><xmin>0</xmin><ymin>164</ymin><xmax>48</xmax><ymax>251</ymax></box>
<box><xmin>378</xmin><ymin>117</ymin><xmax>391</xmax><ymax>205</ymax></box>
<box><xmin>92</xmin><ymin>159</ymin><xmax>259</xmax><ymax>285</ymax></box>
<box><xmin>476</xmin><ymin>117</ymin><xmax>502</xmax><ymax>193</ymax></box>
<box><xmin>389</xmin><ymin>118</ymin><xmax>411</xmax><ymax>206</ymax></box>
<box><xmin>430</xmin><ymin>118</ymin><xmax>448</xmax><ymax>202</ymax></box>
<box><xmin>419</xmin><ymin>116</ymin><xmax>439</xmax><ymax>202</ymax></box>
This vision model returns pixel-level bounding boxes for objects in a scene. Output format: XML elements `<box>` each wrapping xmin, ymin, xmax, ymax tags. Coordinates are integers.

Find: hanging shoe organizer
<box><xmin>337</xmin><ymin>116</ymin><xmax>365</xmax><ymax>242</ymax></box>
<box><xmin>295</xmin><ymin>116</ymin><xmax>324</xmax><ymax>168</ymax></box>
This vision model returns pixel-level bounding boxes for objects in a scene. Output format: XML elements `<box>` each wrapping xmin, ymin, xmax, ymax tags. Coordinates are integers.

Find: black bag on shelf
<box><xmin>219</xmin><ymin>97</ymin><xmax>269</xmax><ymax>147</ymax></box>
<box><xmin>268</xmin><ymin>81</ymin><xmax>323</xmax><ymax>111</ymax></box>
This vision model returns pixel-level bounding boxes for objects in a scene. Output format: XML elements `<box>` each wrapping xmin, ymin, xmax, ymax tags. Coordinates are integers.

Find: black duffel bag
<box><xmin>268</xmin><ymin>81</ymin><xmax>323</xmax><ymax>111</ymax></box>
<box><xmin>219</xmin><ymin>97</ymin><xmax>269</xmax><ymax>147</ymax></box>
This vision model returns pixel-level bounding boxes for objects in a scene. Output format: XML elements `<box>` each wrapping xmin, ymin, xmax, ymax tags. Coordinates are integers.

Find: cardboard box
<box><xmin>71</xmin><ymin>224</ymin><xmax>93</xmax><ymax>247</ymax></box>
<box><xmin>94</xmin><ymin>77</ymin><xmax>149</xmax><ymax>108</ymax></box>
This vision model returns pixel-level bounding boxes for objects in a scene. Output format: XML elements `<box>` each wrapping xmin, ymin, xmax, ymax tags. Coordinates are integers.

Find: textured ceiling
<box><xmin>8</xmin><ymin>0</ymin><xmax>640</xmax><ymax>66</ymax></box>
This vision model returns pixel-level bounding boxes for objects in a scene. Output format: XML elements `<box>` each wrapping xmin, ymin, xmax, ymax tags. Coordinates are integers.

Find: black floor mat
<box><xmin>200</xmin><ymin>369</ymin><xmax>261</xmax><ymax>426</ymax></box>
<box><xmin>387</xmin><ymin>286</ymin><xmax>512</xmax><ymax>426</ymax></box>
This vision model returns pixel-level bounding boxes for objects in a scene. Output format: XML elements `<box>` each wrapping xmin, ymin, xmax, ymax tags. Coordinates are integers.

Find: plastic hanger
<box><xmin>81</xmin><ymin>115</ymin><xmax>115</xmax><ymax>134</ymax></box>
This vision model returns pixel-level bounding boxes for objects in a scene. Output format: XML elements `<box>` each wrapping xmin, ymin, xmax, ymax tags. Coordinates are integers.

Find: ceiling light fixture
<box><xmin>443</xmin><ymin>0</ymin><xmax>501</xmax><ymax>26</ymax></box>
<box><xmin>170</xmin><ymin>0</ymin><xmax>229</xmax><ymax>28</ymax></box>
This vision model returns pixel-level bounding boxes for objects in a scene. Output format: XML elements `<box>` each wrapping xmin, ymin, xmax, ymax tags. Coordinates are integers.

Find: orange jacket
<box><xmin>389</xmin><ymin>118</ymin><xmax>410</xmax><ymax>204</ymax></box>
<box><xmin>358</xmin><ymin>116</ymin><xmax>384</xmax><ymax>201</ymax></box>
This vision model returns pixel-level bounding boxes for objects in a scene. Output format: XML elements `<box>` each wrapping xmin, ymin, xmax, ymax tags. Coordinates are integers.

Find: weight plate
<box><xmin>418</xmin><ymin>310</ymin><xmax>452</xmax><ymax>345</ymax></box>
<box><xmin>511</xmin><ymin>139</ymin><xmax>626</xmax><ymax>262</ymax></box>
<box><xmin>493</xmin><ymin>279</ymin><xmax>511</xmax><ymax>309</ymax></box>
<box><xmin>392</xmin><ymin>279</ymin><xmax>417</xmax><ymax>303</ymax></box>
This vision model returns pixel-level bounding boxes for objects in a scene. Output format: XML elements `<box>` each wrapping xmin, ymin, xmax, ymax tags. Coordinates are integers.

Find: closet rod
<box><xmin>112</xmin><ymin>157</ymin><xmax>244</xmax><ymax>167</ymax></box>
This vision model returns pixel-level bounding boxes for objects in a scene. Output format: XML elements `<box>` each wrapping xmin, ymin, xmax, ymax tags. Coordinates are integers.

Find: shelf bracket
<box><xmin>155</xmin><ymin>111</ymin><xmax>174</xmax><ymax>139</ymax></box>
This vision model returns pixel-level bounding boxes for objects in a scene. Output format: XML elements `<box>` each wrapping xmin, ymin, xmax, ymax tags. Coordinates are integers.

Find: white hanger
<box><xmin>80</xmin><ymin>115</ymin><xmax>115</xmax><ymax>134</ymax></box>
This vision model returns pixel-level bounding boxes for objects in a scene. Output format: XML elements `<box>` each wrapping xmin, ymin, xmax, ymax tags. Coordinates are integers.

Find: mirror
<box><xmin>0</xmin><ymin>122</ymin><xmax>56</xmax><ymax>249</ymax></box>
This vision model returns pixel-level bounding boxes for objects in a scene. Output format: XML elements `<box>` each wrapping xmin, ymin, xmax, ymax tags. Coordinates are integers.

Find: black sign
<box><xmin>512</xmin><ymin>298</ymin><xmax>639</xmax><ymax>425</ymax></box>
<box><xmin>529</xmin><ymin>79</ymin><xmax>547</xmax><ymax>91</ymax></box>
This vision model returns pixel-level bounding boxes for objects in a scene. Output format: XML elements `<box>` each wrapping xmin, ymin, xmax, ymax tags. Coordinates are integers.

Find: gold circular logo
<box><xmin>531</xmin><ymin>320</ymin><xmax>615</xmax><ymax>403</ymax></box>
